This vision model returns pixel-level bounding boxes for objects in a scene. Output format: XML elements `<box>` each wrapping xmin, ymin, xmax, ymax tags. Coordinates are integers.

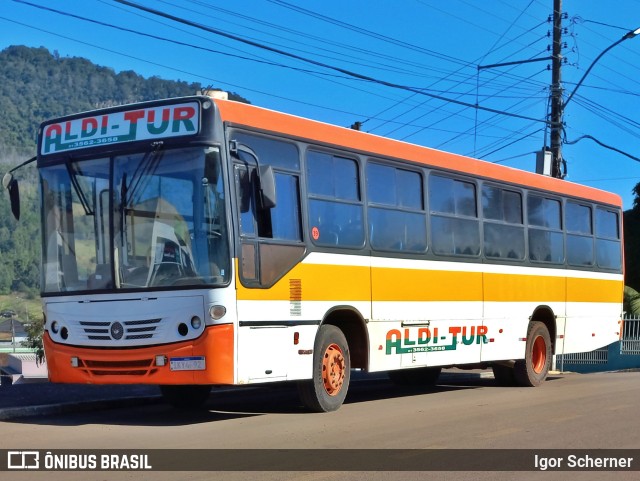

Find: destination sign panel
<box><xmin>41</xmin><ymin>101</ymin><xmax>200</xmax><ymax>155</ymax></box>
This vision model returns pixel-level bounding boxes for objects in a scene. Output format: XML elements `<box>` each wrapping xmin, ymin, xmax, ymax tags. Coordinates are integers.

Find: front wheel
<box><xmin>514</xmin><ymin>321</ymin><xmax>552</xmax><ymax>387</ymax></box>
<box><xmin>159</xmin><ymin>384</ymin><xmax>212</xmax><ymax>409</ymax></box>
<box><xmin>298</xmin><ymin>325</ymin><xmax>350</xmax><ymax>412</ymax></box>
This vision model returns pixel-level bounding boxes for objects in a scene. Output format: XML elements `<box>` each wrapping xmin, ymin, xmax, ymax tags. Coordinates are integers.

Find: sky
<box><xmin>2</xmin><ymin>0</ymin><xmax>640</xmax><ymax>208</ymax></box>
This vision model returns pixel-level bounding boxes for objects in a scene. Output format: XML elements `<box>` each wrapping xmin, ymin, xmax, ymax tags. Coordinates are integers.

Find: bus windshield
<box><xmin>41</xmin><ymin>146</ymin><xmax>230</xmax><ymax>293</ymax></box>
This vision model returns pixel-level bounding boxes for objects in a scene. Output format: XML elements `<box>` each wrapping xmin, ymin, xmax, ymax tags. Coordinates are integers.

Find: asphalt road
<box><xmin>1</xmin><ymin>370</ymin><xmax>639</xmax><ymax>481</ymax></box>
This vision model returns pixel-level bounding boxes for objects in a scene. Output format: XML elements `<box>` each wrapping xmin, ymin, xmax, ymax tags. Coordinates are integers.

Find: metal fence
<box><xmin>556</xmin><ymin>346</ymin><xmax>609</xmax><ymax>365</ymax></box>
<box><xmin>555</xmin><ymin>315</ymin><xmax>640</xmax><ymax>368</ymax></box>
<box><xmin>621</xmin><ymin>315</ymin><xmax>640</xmax><ymax>355</ymax></box>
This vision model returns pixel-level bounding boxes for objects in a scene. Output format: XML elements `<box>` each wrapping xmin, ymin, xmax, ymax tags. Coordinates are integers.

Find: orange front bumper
<box><xmin>43</xmin><ymin>323</ymin><xmax>234</xmax><ymax>385</ymax></box>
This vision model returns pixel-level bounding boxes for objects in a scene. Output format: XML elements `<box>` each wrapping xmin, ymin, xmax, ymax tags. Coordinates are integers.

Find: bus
<box><xmin>3</xmin><ymin>92</ymin><xmax>624</xmax><ymax>412</ymax></box>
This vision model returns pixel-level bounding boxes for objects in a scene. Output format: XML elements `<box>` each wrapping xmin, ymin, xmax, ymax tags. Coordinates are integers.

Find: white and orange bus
<box><xmin>4</xmin><ymin>93</ymin><xmax>624</xmax><ymax>411</ymax></box>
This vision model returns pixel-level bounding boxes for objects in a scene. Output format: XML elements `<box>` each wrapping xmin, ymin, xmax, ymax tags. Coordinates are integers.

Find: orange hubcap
<box><xmin>322</xmin><ymin>343</ymin><xmax>345</xmax><ymax>396</ymax></box>
<box><xmin>531</xmin><ymin>336</ymin><xmax>547</xmax><ymax>374</ymax></box>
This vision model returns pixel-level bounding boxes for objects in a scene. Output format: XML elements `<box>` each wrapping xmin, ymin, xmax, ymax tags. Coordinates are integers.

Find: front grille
<box><xmin>78</xmin><ymin>358</ymin><xmax>157</xmax><ymax>377</ymax></box>
<box><xmin>79</xmin><ymin>318</ymin><xmax>161</xmax><ymax>341</ymax></box>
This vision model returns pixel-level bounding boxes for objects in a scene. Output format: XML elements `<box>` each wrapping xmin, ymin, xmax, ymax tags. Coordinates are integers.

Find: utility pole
<box><xmin>550</xmin><ymin>0</ymin><xmax>564</xmax><ymax>178</ymax></box>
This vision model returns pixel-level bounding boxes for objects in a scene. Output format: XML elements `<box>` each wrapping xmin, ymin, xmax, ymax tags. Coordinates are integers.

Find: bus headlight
<box><xmin>191</xmin><ymin>316</ymin><xmax>202</xmax><ymax>330</ymax></box>
<box><xmin>209</xmin><ymin>305</ymin><xmax>226</xmax><ymax>321</ymax></box>
<box><xmin>51</xmin><ymin>321</ymin><xmax>59</xmax><ymax>334</ymax></box>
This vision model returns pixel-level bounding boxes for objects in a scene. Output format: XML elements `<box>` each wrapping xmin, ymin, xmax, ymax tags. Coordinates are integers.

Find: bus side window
<box><xmin>429</xmin><ymin>174</ymin><xmax>480</xmax><ymax>257</ymax></box>
<box><xmin>482</xmin><ymin>185</ymin><xmax>525</xmax><ymax>261</ymax></box>
<box><xmin>307</xmin><ymin>151</ymin><xmax>364</xmax><ymax>248</ymax></box>
<box><xmin>235</xmin><ymin>164</ymin><xmax>257</xmax><ymax>236</ymax></box>
<box><xmin>528</xmin><ymin>195</ymin><xmax>564</xmax><ymax>264</ymax></box>
<box><xmin>232</xmin><ymin>132</ymin><xmax>305</xmax><ymax>287</ymax></box>
<box><xmin>595</xmin><ymin>208</ymin><xmax>622</xmax><ymax>270</ymax></box>
<box><xmin>566</xmin><ymin>201</ymin><xmax>594</xmax><ymax>267</ymax></box>
<box><xmin>367</xmin><ymin>162</ymin><xmax>426</xmax><ymax>253</ymax></box>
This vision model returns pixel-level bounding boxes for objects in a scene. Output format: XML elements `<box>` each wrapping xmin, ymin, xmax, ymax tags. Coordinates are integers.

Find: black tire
<box><xmin>298</xmin><ymin>325</ymin><xmax>351</xmax><ymax>412</ymax></box>
<box><xmin>492</xmin><ymin>364</ymin><xmax>516</xmax><ymax>386</ymax></box>
<box><xmin>159</xmin><ymin>384</ymin><xmax>212</xmax><ymax>409</ymax></box>
<box><xmin>388</xmin><ymin>367</ymin><xmax>441</xmax><ymax>386</ymax></box>
<box><xmin>514</xmin><ymin>321</ymin><xmax>552</xmax><ymax>387</ymax></box>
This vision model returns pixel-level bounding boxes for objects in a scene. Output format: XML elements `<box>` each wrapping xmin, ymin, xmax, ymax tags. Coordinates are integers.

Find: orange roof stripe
<box><xmin>215</xmin><ymin>99</ymin><xmax>622</xmax><ymax>207</ymax></box>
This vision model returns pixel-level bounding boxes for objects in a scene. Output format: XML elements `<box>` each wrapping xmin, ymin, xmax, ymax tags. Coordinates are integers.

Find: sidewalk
<box><xmin>0</xmin><ymin>369</ymin><xmax>494</xmax><ymax>421</ymax></box>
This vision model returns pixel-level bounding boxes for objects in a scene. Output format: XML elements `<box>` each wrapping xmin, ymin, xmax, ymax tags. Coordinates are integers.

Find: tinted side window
<box><xmin>566</xmin><ymin>202</ymin><xmax>593</xmax><ymax>267</ymax></box>
<box><xmin>271</xmin><ymin>173</ymin><xmax>302</xmax><ymax>241</ymax></box>
<box><xmin>482</xmin><ymin>185</ymin><xmax>524</xmax><ymax>260</ymax></box>
<box><xmin>232</xmin><ymin>132</ymin><xmax>300</xmax><ymax>170</ymax></box>
<box><xmin>595</xmin><ymin>208</ymin><xmax>622</xmax><ymax>270</ymax></box>
<box><xmin>232</xmin><ymin>133</ymin><xmax>305</xmax><ymax>288</ymax></box>
<box><xmin>528</xmin><ymin>194</ymin><xmax>563</xmax><ymax>264</ymax></box>
<box><xmin>430</xmin><ymin>175</ymin><xmax>476</xmax><ymax>217</ymax></box>
<box><xmin>307</xmin><ymin>151</ymin><xmax>364</xmax><ymax>248</ymax></box>
<box><xmin>528</xmin><ymin>195</ymin><xmax>561</xmax><ymax>229</ymax></box>
<box><xmin>367</xmin><ymin>162</ymin><xmax>426</xmax><ymax>252</ymax></box>
<box><xmin>308</xmin><ymin>151</ymin><xmax>359</xmax><ymax>201</ymax></box>
<box><xmin>232</xmin><ymin>134</ymin><xmax>302</xmax><ymax>241</ymax></box>
<box><xmin>429</xmin><ymin>174</ymin><xmax>479</xmax><ymax>256</ymax></box>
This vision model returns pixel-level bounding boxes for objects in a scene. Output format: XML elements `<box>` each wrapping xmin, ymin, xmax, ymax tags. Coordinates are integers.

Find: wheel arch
<box><xmin>530</xmin><ymin>305</ymin><xmax>557</xmax><ymax>354</ymax></box>
<box><xmin>321</xmin><ymin>305</ymin><xmax>369</xmax><ymax>370</ymax></box>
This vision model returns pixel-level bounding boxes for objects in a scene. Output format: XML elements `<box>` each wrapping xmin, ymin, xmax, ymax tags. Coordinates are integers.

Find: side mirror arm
<box><xmin>2</xmin><ymin>155</ymin><xmax>37</xmax><ymax>221</ymax></box>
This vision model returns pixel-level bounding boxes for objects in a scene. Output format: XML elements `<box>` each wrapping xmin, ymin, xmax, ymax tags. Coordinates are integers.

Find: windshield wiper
<box><xmin>66</xmin><ymin>159</ymin><xmax>93</xmax><ymax>215</ymax></box>
<box><xmin>125</xmin><ymin>141</ymin><xmax>164</xmax><ymax>207</ymax></box>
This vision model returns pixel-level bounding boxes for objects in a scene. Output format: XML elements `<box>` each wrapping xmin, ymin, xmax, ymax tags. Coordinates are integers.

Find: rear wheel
<box><xmin>514</xmin><ymin>321</ymin><xmax>552</xmax><ymax>387</ymax></box>
<box><xmin>159</xmin><ymin>384</ymin><xmax>212</xmax><ymax>409</ymax></box>
<box><xmin>298</xmin><ymin>325</ymin><xmax>350</xmax><ymax>412</ymax></box>
<box><xmin>388</xmin><ymin>367</ymin><xmax>441</xmax><ymax>386</ymax></box>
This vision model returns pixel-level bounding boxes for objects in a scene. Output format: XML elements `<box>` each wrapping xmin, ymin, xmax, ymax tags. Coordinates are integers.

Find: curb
<box><xmin>0</xmin><ymin>395</ymin><xmax>162</xmax><ymax>421</ymax></box>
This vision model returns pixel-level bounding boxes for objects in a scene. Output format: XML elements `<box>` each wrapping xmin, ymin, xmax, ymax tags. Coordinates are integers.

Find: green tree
<box><xmin>0</xmin><ymin>45</ymin><xmax>249</xmax><ymax>294</ymax></box>
<box><xmin>22</xmin><ymin>318</ymin><xmax>45</xmax><ymax>365</ymax></box>
<box><xmin>624</xmin><ymin>183</ymin><xmax>640</xmax><ymax>291</ymax></box>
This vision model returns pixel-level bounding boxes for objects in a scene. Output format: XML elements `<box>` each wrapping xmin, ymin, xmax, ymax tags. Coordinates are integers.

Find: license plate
<box><xmin>169</xmin><ymin>356</ymin><xmax>206</xmax><ymax>371</ymax></box>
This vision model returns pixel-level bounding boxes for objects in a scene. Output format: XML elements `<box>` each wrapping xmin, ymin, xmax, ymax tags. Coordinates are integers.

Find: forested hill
<box><xmin>0</xmin><ymin>45</ymin><xmax>247</xmax><ymax>296</ymax></box>
<box><xmin>0</xmin><ymin>45</ymin><xmax>248</xmax><ymax>158</ymax></box>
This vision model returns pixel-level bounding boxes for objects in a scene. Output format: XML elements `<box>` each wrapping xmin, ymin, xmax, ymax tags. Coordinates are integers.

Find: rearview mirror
<box><xmin>258</xmin><ymin>165</ymin><xmax>277</xmax><ymax>209</ymax></box>
<box><xmin>2</xmin><ymin>173</ymin><xmax>20</xmax><ymax>220</ymax></box>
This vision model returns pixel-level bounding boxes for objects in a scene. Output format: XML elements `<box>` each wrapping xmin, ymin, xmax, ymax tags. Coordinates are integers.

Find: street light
<box><xmin>564</xmin><ymin>26</ymin><xmax>640</xmax><ymax>108</ymax></box>
<box><xmin>550</xmin><ymin>25</ymin><xmax>640</xmax><ymax>178</ymax></box>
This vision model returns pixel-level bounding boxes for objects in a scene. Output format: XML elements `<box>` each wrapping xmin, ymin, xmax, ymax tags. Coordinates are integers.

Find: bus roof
<box><xmin>215</xmin><ymin>98</ymin><xmax>622</xmax><ymax>208</ymax></box>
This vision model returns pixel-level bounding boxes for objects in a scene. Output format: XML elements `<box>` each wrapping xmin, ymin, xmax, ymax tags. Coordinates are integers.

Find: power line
<box><xmin>112</xmin><ymin>0</ymin><xmax>550</xmax><ymax>126</ymax></box>
<box><xmin>11</xmin><ymin>0</ymin><xmax>361</xmax><ymax>81</ymax></box>
<box><xmin>565</xmin><ymin>135</ymin><xmax>640</xmax><ymax>163</ymax></box>
<box><xmin>268</xmin><ymin>0</ymin><xmax>472</xmax><ymax>68</ymax></box>
<box><xmin>178</xmin><ymin>0</ymin><xmax>466</xmax><ymax>81</ymax></box>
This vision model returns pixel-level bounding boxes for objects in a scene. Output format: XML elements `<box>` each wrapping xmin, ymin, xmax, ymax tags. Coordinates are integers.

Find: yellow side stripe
<box><xmin>236</xmin><ymin>260</ymin><xmax>623</xmax><ymax>304</ymax></box>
